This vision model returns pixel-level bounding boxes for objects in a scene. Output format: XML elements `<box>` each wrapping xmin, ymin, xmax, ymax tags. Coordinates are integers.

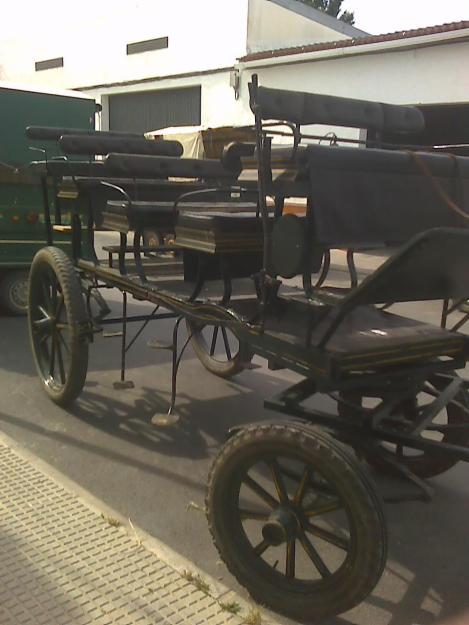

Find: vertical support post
<box><xmin>41</xmin><ymin>176</ymin><xmax>53</xmax><ymax>246</ymax></box>
<box><xmin>250</xmin><ymin>74</ymin><xmax>272</xmax><ymax>275</ymax></box>
<box><xmin>121</xmin><ymin>291</ymin><xmax>127</xmax><ymax>383</ymax></box>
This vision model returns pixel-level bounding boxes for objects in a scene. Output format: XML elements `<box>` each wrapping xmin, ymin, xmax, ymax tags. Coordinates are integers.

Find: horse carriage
<box><xmin>25</xmin><ymin>75</ymin><xmax>469</xmax><ymax>622</ymax></box>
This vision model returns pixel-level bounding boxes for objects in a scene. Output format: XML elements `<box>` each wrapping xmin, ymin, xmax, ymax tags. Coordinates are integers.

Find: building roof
<box><xmin>239</xmin><ymin>20</ymin><xmax>469</xmax><ymax>62</ymax></box>
<box><xmin>0</xmin><ymin>80</ymin><xmax>94</xmax><ymax>99</ymax></box>
<box><xmin>267</xmin><ymin>0</ymin><xmax>368</xmax><ymax>38</ymax></box>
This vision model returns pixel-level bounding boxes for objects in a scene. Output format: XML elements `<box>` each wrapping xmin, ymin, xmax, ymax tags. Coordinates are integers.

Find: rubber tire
<box><xmin>206</xmin><ymin>423</ymin><xmax>387</xmax><ymax>622</ymax></box>
<box><xmin>186</xmin><ymin>319</ymin><xmax>253</xmax><ymax>379</ymax></box>
<box><xmin>340</xmin><ymin>375</ymin><xmax>469</xmax><ymax>479</ymax></box>
<box><xmin>28</xmin><ymin>247</ymin><xmax>89</xmax><ymax>406</ymax></box>
<box><xmin>0</xmin><ymin>270</ymin><xmax>29</xmax><ymax>315</ymax></box>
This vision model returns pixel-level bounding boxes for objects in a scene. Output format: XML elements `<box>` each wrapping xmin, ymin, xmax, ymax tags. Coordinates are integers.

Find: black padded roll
<box><xmin>251</xmin><ymin>85</ymin><xmax>424</xmax><ymax>134</ymax></box>
<box><xmin>105</xmin><ymin>153</ymin><xmax>237</xmax><ymax>180</ymax></box>
<box><xmin>221</xmin><ymin>142</ymin><xmax>256</xmax><ymax>172</ymax></box>
<box><xmin>26</xmin><ymin>126</ymin><xmax>142</xmax><ymax>142</ymax></box>
<box><xmin>28</xmin><ymin>160</ymin><xmax>107</xmax><ymax>177</ymax></box>
<box><xmin>59</xmin><ymin>135</ymin><xmax>183</xmax><ymax>157</ymax></box>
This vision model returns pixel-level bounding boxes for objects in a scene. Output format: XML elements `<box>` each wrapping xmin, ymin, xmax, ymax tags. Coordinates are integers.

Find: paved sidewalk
<box><xmin>0</xmin><ymin>434</ymin><xmax>269</xmax><ymax>625</ymax></box>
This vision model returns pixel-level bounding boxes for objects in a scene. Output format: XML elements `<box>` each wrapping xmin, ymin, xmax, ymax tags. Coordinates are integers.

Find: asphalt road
<box><xmin>1</xmin><ymin>261</ymin><xmax>469</xmax><ymax>625</ymax></box>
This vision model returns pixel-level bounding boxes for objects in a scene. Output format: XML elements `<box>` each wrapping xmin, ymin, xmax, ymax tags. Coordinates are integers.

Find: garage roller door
<box><xmin>109</xmin><ymin>86</ymin><xmax>201</xmax><ymax>134</ymax></box>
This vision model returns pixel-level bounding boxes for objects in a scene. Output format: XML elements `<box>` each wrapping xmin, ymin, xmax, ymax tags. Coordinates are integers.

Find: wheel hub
<box><xmin>262</xmin><ymin>507</ymin><xmax>299</xmax><ymax>546</ymax></box>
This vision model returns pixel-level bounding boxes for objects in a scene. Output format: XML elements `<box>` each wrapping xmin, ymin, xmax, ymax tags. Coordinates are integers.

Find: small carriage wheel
<box><xmin>142</xmin><ymin>228</ymin><xmax>162</xmax><ymax>256</ymax></box>
<box><xmin>207</xmin><ymin>424</ymin><xmax>387</xmax><ymax>621</ymax></box>
<box><xmin>186</xmin><ymin>320</ymin><xmax>253</xmax><ymax>378</ymax></box>
<box><xmin>0</xmin><ymin>270</ymin><xmax>29</xmax><ymax>315</ymax></box>
<box><xmin>339</xmin><ymin>374</ymin><xmax>469</xmax><ymax>479</ymax></box>
<box><xmin>28</xmin><ymin>247</ymin><xmax>89</xmax><ymax>406</ymax></box>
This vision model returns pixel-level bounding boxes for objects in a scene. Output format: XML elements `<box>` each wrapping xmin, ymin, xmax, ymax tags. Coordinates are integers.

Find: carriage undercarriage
<box><xmin>25</xmin><ymin>77</ymin><xmax>469</xmax><ymax>621</ymax></box>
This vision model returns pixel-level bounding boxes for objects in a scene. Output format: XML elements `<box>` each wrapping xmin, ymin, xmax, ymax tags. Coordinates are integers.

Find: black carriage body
<box><xmin>25</xmin><ymin>81</ymin><xmax>469</xmax><ymax>621</ymax></box>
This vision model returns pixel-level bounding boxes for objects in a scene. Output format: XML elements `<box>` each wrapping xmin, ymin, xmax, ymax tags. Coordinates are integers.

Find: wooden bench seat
<box><xmin>175</xmin><ymin>211</ymin><xmax>267</xmax><ymax>254</ymax></box>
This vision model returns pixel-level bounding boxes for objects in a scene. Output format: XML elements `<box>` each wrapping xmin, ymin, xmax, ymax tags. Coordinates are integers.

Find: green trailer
<box><xmin>0</xmin><ymin>82</ymin><xmax>96</xmax><ymax>314</ymax></box>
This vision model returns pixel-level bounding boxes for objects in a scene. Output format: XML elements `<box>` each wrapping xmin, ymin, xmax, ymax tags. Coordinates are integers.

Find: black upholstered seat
<box><xmin>257</xmin><ymin>302</ymin><xmax>467</xmax><ymax>377</ymax></box>
<box><xmin>103</xmin><ymin>201</ymin><xmax>175</xmax><ymax>232</ymax></box>
<box><xmin>102</xmin><ymin>200</ymin><xmax>260</xmax><ymax>234</ymax></box>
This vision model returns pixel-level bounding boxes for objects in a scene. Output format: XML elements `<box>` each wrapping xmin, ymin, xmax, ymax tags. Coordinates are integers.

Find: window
<box><xmin>126</xmin><ymin>37</ymin><xmax>168</xmax><ymax>55</ymax></box>
<box><xmin>35</xmin><ymin>57</ymin><xmax>64</xmax><ymax>71</ymax></box>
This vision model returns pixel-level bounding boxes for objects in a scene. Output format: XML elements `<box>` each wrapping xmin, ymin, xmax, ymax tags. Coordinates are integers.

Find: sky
<box><xmin>340</xmin><ymin>0</ymin><xmax>469</xmax><ymax>34</ymax></box>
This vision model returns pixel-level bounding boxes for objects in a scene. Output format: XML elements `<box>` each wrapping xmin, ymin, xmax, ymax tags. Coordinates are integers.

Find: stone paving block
<box><xmin>0</xmin><ymin>443</ymin><xmax>246</xmax><ymax>625</ymax></box>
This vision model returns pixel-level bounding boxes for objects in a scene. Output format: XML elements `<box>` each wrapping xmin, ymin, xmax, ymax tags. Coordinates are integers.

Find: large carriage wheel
<box><xmin>28</xmin><ymin>247</ymin><xmax>89</xmax><ymax>406</ymax></box>
<box><xmin>207</xmin><ymin>423</ymin><xmax>387</xmax><ymax>621</ymax></box>
<box><xmin>186</xmin><ymin>320</ymin><xmax>253</xmax><ymax>378</ymax></box>
<box><xmin>339</xmin><ymin>374</ymin><xmax>469</xmax><ymax>479</ymax></box>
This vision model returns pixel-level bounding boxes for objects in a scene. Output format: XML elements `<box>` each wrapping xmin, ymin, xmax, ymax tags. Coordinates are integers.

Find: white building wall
<box><xmin>87</xmin><ymin>70</ymin><xmax>246</xmax><ymax>131</ymax></box>
<box><xmin>247</xmin><ymin>0</ymin><xmax>351</xmax><ymax>54</ymax></box>
<box><xmin>242</xmin><ymin>41</ymin><xmax>469</xmax><ymax>106</ymax></box>
<box><xmin>234</xmin><ymin>37</ymin><xmax>469</xmax><ymax>137</ymax></box>
<box><xmin>0</xmin><ymin>0</ymin><xmax>250</xmax><ymax>89</ymax></box>
<box><xmin>90</xmin><ymin>37</ymin><xmax>469</xmax><ymax>133</ymax></box>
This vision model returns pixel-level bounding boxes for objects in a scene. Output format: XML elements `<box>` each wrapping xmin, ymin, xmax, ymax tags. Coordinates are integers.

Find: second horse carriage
<box><xmin>26</xmin><ymin>75</ymin><xmax>469</xmax><ymax>621</ymax></box>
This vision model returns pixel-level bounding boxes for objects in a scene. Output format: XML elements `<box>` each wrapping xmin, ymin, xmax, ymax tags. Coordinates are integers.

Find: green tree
<box><xmin>299</xmin><ymin>0</ymin><xmax>355</xmax><ymax>25</ymax></box>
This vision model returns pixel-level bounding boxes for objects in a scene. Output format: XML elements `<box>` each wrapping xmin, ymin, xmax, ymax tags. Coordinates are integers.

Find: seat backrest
<box><xmin>250</xmin><ymin>84</ymin><xmax>425</xmax><ymax>134</ymax></box>
<box><xmin>306</xmin><ymin>144</ymin><xmax>469</xmax><ymax>248</ymax></box>
<box><xmin>341</xmin><ymin>228</ymin><xmax>469</xmax><ymax>305</ymax></box>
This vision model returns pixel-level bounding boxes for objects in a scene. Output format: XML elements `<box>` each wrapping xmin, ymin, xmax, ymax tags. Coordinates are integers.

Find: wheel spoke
<box><xmin>304</xmin><ymin>499</ymin><xmax>342</xmax><ymax>518</ymax></box>
<box><xmin>50</xmin><ymin>278</ymin><xmax>58</xmax><ymax>310</ymax></box>
<box><xmin>268</xmin><ymin>460</ymin><xmax>289</xmax><ymax>504</ymax></box>
<box><xmin>293</xmin><ymin>467</ymin><xmax>310</xmax><ymax>506</ymax></box>
<box><xmin>49</xmin><ymin>332</ymin><xmax>56</xmax><ymax>377</ymax></box>
<box><xmin>55</xmin><ymin>292</ymin><xmax>64</xmax><ymax>318</ymax></box>
<box><xmin>299</xmin><ymin>532</ymin><xmax>331</xmax><ymax>578</ymax></box>
<box><xmin>40</xmin><ymin>278</ymin><xmax>52</xmax><ymax>309</ymax></box>
<box><xmin>253</xmin><ymin>538</ymin><xmax>270</xmax><ymax>556</ymax></box>
<box><xmin>286</xmin><ymin>540</ymin><xmax>296</xmax><ymax>579</ymax></box>
<box><xmin>33</xmin><ymin>317</ymin><xmax>51</xmax><ymax>333</ymax></box>
<box><xmin>221</xmin><ymin>327</ymin><xmax>232</xmax><ymax>361</ymax></box>
<box><xmin>243</xmin><ymin>475</ymin><xmax>279</xmax><ymax>509</ymax></box>
<box><xmin>55</xmin><ymin>322</ymin><xmax>71</xmax><ymax>332</ymax></box>
<box><xmin>305</xmin><ymin>522</ymin><xmax>349</xmax><ymax>551</ymax></box>
<box><xmin>39</xmin><ymin>332</ymin><xmax>51</xmax><ymax>346</ymax></box>
<box><xmin>57</xmin><ymin>330</ymin><xmax>70</xmax><ymax>354</ymax></box>
<box><xmin>37</xmin><ymin>305</ymin><xmax>50</xmax><ymax>321</ymax></box>
<box><xmin>55</xmin><ymin>334</ymin><xmax>66</xmax><ymax>385</ymax></box>
<box><xmin>239</xmin><ymin>509</ymin><xmax>270</xmax><ymax>521</ymax></box>
<box><xmin>209</xmin><ymin>326</ymin><xmax>219</xmax><ymax>356</ymax></box>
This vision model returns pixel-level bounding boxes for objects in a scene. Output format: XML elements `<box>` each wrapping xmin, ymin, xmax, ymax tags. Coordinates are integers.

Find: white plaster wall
<box><xmin>247</xmin><ymin>0</ymin><xmax>350</xmax><ymax>54</ymax></box>
<box><xmin>234</xmin><ymin>39</ymin><xmax>469</xmax><ymax>139</ymax></box>
<box><xmin>0</xmin><ymin>0</ymin><xmax>249</xmax><ymax>89</ymax></box>
<box><xmin>240</xmin><ymin>40</ymin><xmax>469</xmax><ymax>106</ymax></box>
<box><xmin>87</xmin><ymin>70</ymin><xmax>246</xmax><ymax>131</ymax></box>
<box><xmin>88</xmin><ymin>38</ymin><xmax>469</xmax><ymax>135</ymax></box>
